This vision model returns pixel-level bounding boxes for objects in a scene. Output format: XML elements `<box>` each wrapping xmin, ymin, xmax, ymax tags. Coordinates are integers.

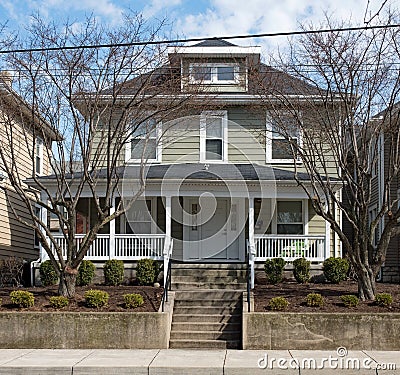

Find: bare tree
<box><xmin>253</xmin><ymin>14</ymin><xmax>400</xmax><ymax>300</ymax></box>
<box><xmin>0</xmin><ymin>13</ymin><xmax>199</xmax><ymax>296</ymax></box>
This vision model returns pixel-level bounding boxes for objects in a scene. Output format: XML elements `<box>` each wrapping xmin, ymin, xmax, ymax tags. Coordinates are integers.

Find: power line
<box><xmin>0</xmin><ymin>23</ymin><xmax>399</xmax><ymax>54</ymax></box>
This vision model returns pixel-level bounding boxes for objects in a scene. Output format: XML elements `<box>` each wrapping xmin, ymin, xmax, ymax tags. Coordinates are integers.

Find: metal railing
<box><xmin>161</xmin><ymin>239</ymin><xmax>174</xmax><ymax>312</ymax></box>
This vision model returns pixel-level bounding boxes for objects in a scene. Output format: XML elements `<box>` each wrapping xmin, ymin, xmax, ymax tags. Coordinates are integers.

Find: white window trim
<box><xmin>265</xmin><ymin>111</ymin><xmax>302</xmax><ymax>164</ymax></box>
<box><xmin>189</xmin><ymin>63</ymin><xmax>240</xmax><ymax>84</ymax></box>
<box><xmin>35</xmin><ymin>137</ymin><xmax>44</xmax><ymax>175</ymax></box>
<box><xmin>200</xmin><ymin>110</ymin><xmax>228</xmax><ymax>163</ymax></box>
<box><xmin>125</xmin><ymin>121</ymin><xmax>162</xmax><ymax>164</ymax></box>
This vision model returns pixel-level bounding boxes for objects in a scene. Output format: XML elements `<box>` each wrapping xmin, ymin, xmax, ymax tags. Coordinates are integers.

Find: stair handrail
<box><xmin>161</xmin><ymin>239</ymin><xmax>173</xmax><ymax>313</ymax></box>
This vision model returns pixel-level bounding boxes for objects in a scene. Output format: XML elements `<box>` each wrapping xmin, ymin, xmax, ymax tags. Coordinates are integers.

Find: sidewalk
<box><xmin>0</xmin><ymin>349</ymin><xmax>398</xmax><ymax>374</ymax></box>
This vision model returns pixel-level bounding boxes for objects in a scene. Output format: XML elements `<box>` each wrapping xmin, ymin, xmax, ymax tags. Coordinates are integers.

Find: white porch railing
<box><xmin>254</xmin><ymin>235</ymin><xmax>327</xmax><ymax>262</ymax></box>
<box><xmin>44</xmin><ymin>234</ymin><xmax>166</xmax><ymax>261</ymax></box>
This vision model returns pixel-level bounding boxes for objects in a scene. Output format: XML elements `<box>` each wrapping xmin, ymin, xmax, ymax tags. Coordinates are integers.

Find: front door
<box><xmin>184</xmin><ymin>197</ymin><xmax>243</xmax><ymax>261</ymax></box>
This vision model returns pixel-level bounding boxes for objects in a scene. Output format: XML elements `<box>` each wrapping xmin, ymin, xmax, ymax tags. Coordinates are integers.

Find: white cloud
<box><xmin>176</xmin><ymin>0</ymin><xmax>396</xmax><ymax>55</ymax></box>
<box><xmin>142</xmin><ymin>0</ymin><xmax>182</xmax><ymax>19</ymax></box>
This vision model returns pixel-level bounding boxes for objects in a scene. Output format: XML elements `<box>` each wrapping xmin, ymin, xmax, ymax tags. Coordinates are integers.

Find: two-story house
<box><xmin>0</xmin><ymin>72</ymin><xmax>59</xmax><ymax>261</ymax></box>
<box><xmin>32</xmin><ymin>40</ymin><xmax>342</xmax><ymax>287</ymax></box>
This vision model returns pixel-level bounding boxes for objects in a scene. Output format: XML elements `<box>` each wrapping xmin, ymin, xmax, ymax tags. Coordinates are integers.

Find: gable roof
<box><xmin>192</xmin><ymin>39</ymin><xmax>237</xmax><ymax>47</ymax></box>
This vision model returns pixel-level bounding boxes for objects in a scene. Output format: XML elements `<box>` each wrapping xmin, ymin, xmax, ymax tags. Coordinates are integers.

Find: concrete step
<box><xmin>169</xmin><ymin>339</ymin><xmax>241</xmax><ymax>349</ymax></box>
<box><xmin>174</xmin><ymin>299</ymin><xmax>241</xmax><ymax>307</ymax></box>
<box><xmin>173</xmin><ymin>306</ymin><xmax>241</xmax><ymax>315</ymax></box>
<box><xmin>172</xmin><ymin>263</ymin><xmax>246</xmax><ymax>270</ymax></box>
<box><xmin>172</xmin><ymin>275</ymin><xmax>246</xmax><ymax>283</ymax></box>
<box><xmin>171</xmin><ymin>269</ymin><xmax>247</xmax><ymax>277</ymax></box>
<box><xmin>174</xmin><ymin>290</ymin><xmax>243</xmax><ymax>300</ymax></box>
<box><xmin>170</xmin><ymin>330</ymin><xmax>241</xmax><ymax>341</ymax></box>
<box><xmin>172</xmin><ymin>314</ymin><xmax>241</xmax><ymax>324</ymax></box>
<box><xmin>171</xmin><ymin>322</ymin><xmax>241</xmax><ymax>332</ymax></box>
<box><xmin>172</xmin><ymin>282</ymin><xmax>247</xmax><ymax>290</ymax></box>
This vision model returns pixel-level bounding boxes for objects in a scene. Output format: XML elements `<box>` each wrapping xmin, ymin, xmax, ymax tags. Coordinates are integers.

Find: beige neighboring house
<box><xmin>0</xmin><ymin>72</ymin><xmax>58</xmax><ymax>260</ymax></box>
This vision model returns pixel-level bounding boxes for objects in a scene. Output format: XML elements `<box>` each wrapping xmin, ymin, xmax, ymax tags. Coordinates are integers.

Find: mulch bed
<box><xmin>254</xmin><ymin>280</ymin><xmax>400</xmax><ymax>313</ymax></box>
<box><xmin>0</xmin><ymin>285</ymin><xmax>163</xmax><ymax>312</ymax></box>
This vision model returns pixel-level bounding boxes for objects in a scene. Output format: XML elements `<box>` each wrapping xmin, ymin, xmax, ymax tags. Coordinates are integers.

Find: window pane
<box><xmin>277</xmin><ymin>224</ymin><xmax>303</xmax><ymax>235</ymax></box>
<box><xmin>191</xmin><ymin>66</ymin><xmax>212</xmax><ymax>81</ymax></box>
<box><xmin>217</xmin><ymin>66</ymin><xmax>235</xmax><ymax>81</ymax></box>
<box><xmin>131</xmin><ymin>119</ymin><xmax>156</xmax><ymax>138</ymax></box>
<box><xmin>272</xmin><ymin>139</ymin><xmax>296</xmax><ymax>159</ymax></box>
<box><xmin>271</xmin><ymin>116</ymin><xmax>299</xmax><ymax>139</ymax></box>
<box><xmin>206</xmin><ymin>139</ymin><xmax>222</xmax><ymax>160</ymax></box>
<box><xmin>277</xmin><ymin>201</ymin><xmax>302</xmax><ymax>223</ymax></box>
<box><xmin>206</xmin><ymin>117</ymin><xmax>222</xmax><ymax>138</ymax></box>
<box><xmin>131</xmin><ymin>138</ymin><xmax>157</xmax><ymax>160</ymax></box>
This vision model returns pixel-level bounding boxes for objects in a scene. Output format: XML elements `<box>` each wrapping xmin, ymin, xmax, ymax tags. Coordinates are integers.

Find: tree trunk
<box><xmin>58</xmin><ymin>267</ymin><xmax>78</xmax><ymax>297</ymax></box>
<box><xmin>356</xmin><ymin>266</ymin><xmax>376</xmax><ymax>300</ymax></box>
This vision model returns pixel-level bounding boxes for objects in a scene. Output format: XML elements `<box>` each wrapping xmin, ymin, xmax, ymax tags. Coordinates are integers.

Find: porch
<box><xmin>38</xmin><ymin>164</ymin><xmax>334</xmax><ymax>288</ymax></box>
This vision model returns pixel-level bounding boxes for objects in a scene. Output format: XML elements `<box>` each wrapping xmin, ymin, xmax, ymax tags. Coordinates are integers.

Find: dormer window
<box><xmin>190</xmin><ymin>63</ymin><xmax>239</xmax><ymax>84</ymax></box>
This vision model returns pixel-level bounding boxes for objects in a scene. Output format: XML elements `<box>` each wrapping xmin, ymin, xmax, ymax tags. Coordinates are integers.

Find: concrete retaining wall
<box><xmin>0</xmin><ymin>310</ymin><xmax>171</xmax><ymax>349</ymax></box>
<box><xmin>243</xmin><ymin>312</ymin><xmax>400</xmax><ymax>350</ymax></box>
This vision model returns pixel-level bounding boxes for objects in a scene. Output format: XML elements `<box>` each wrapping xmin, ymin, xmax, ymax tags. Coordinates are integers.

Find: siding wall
<box><xmin>0</xmin><ymin>108</ymin><xmax>52</xmax><ymax>260</ymax></box>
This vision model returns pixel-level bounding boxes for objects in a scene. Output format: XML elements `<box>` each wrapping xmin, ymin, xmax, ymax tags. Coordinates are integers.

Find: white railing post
<box><xmin>248</xmin><ymin>197</ymin><xmax>256</xmax><ymax>288</ymax></box>
<box><xmin>163</xmin><ymin>195</ymin><xmax>172</xmax><ymax>286</ymax></box>
<box><xmin>109</xmin><ymin>198</ymin><xmax>116</xmax><ymax>260</ymax></box>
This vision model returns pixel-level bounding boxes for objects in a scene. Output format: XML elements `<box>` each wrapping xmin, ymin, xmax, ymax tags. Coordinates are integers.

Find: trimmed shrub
<box><xmin>76</xmin><ymin>260</ymin><xmax>96</xmax><ymax>286</ymax></box>
<box><xmin>123</xmin><ymin>293</ymin><xmax>144</xmax><ymax>309</ymax></box>
<box><xmin>39</xmin><ymin>260</ymin><xmax>58</xmax><ymax>286</ymax></box>
<box><xmin>103</xmin><ymin>259</ymin><xmax>124</xmax><ymax>286</ymax></box>
<box><xmin>306</xmin><ymin>293</ymin><xmax>324</xmax><ymax>307</ymax></box>
<box><xmin>136</xmin><ymin>258</ymin><xmax>159</xmax><ymax>286</ymax></box>
<box><xmin>10</xmin><ymin>290</ymin><xmax>34</xmax><ymax>308</ymax></box>
<box><xmin>340</xmin><ymin>294</ymin><xmax>359</xmax><ymax>308</ymax></box>
<box><xmin>264</xmin><ymin>258</ymin><xmax>286</xmax><ymax>284</ymax></box>
<box><xmin>375</xmin><ymin>293</ymin><xmax>393</xmax><ymax>307</ymax></box>
<box><xmin>84</xmin><ymin>289</ymin><xmax>109</xmax><ymax>308</ymax></box>
<box><xmin>293</xmin><ymin>258</ymin><xmax>310</xmax><ymax>283</ymax></box>
<box><xmin>49</xmin><ymin>296</ymin><xmax>69</xmax><ymax>309</ymax></box>
<box><xmin>0</xmin><ymin>257</ymin><xmax>24</xmax><ymax>286</ymax></box>
<box><xmin>268</xmin><ymin>296</ymin><xmax>289</xmax><ymax>311</ymax></box>
<box><xmin>323</xmin><ymin>257</ymin><xmax>349</xmax><ymax>284</ymax></box>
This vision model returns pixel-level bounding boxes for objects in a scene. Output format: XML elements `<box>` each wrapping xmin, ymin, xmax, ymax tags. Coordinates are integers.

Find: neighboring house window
<box><xmin>127</xmin><ymin>119</ymin><xmax>161</xmax><ymax>163</ymax></box>
<box><xmin>35</xmin><ymin>137</ymin><xmax>44</xmax><ymax>175</ymax></box>
<box><xmin>266</xmin><ymin>112</ymin><xmax>300</xmax><ymax>163</ymax></box>
<box><xmin>34</xmin><ymin>206</ymin><xmax>41</xmax><ymax>248</ymax></box>
<box><xmin>277</xmin><ymin>201</ymin><xmax>303</xmax><ymax>234</ymax></box>
<box><xmin>200</xmin><ymin>111</ymin><xmax>228</xmax><ymax>162</ymax></box>
<box><xmin>190</xmin><ymin>64</ymin><xmax>239</xmax><ymax>84</ymax></box>
<box><xmin>126</xmin><ymin>199</ymin><xmax>153</xmax><ymax>234</ymax></box>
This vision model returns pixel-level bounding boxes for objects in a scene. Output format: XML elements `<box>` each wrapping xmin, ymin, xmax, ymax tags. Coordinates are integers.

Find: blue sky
<box><xmin>0</xmin><ymin>0</ymin><xmax>395</xmax><ymax>52</ymax></box>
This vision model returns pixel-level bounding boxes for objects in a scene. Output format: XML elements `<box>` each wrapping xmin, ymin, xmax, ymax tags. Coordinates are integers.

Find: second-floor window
<box><xmin>190</xmin><ymin>63</ymin><xmax>239</xmax><ymax>84</ymax></box>
<box><xmin>200</xmin><ymin>111</ymin><xmax>228</xmax><ymax>162</ymax></box>
<box><xmin>127</xmin><ymin>119</ymin><xmax>161</xmax><ymax>163</ymax></box>
<box><xmin>266</xmin><ymin>112</ymin><xmax>301</xmax><ymax>163</ymax></box>
<box><xmin>35</xmin><ymin>137</ymin><xmax>43</xmax><ymax>175</ymax></box>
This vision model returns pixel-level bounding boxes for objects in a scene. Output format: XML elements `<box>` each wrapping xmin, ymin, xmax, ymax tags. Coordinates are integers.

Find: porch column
<box><xmin>248</xmin><ymin>197</ymin><xmax>255</xmax><ymax>288</ymax></box>
<box><xmin>109</xmin><ymin>198</ymin><xmax>116</xmax><ymax>259</ymax></box>
<box><xmin>163</xmin><ymin>195</ymin><xmax>172</xmax><ymax>286</ymax></box>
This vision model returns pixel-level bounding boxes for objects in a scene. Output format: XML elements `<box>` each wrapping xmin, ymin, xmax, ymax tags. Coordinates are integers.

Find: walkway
<box><xmin>0</xmin><ymin>349</ymin><xmax>398</xmax><ymax>374</ymax></box>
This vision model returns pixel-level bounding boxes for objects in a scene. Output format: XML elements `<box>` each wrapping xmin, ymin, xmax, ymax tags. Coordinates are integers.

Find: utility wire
<box><xmin>0</xmin><ymin>24</ymin><xmax>399</xmax><ymax>54</ymax></box>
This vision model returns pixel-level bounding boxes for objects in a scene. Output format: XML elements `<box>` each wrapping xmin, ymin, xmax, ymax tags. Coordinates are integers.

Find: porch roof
<box><xmin>33</xmin><ymin>163</ymin><xmax>317</xmax><ymax>182</ymax></box>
